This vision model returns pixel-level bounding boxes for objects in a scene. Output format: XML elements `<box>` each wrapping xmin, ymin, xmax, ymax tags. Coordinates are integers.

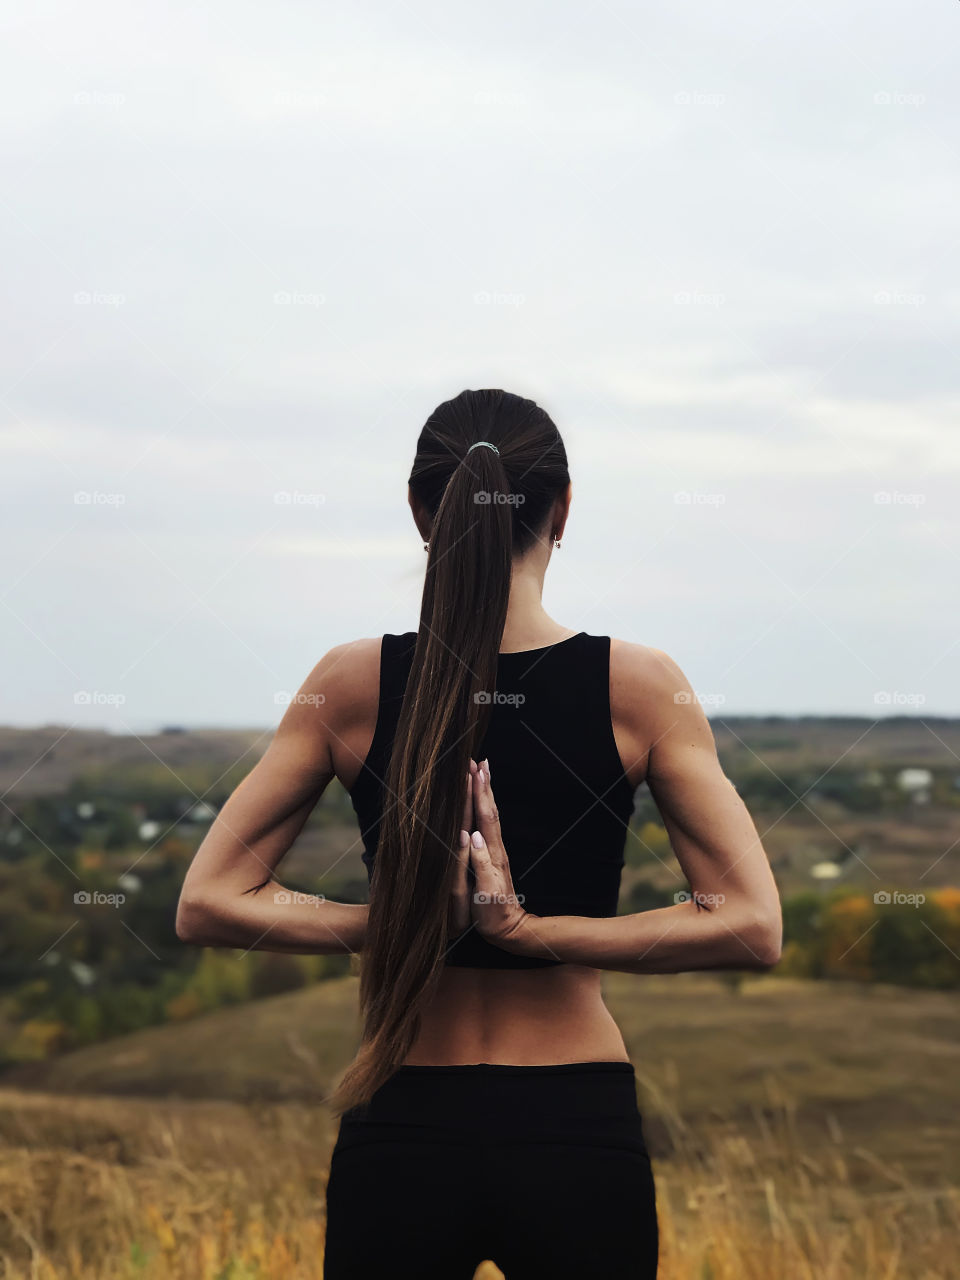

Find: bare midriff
<box><xmin>402</xmin><ymin>963</ymin><xmax>630</xmax><ymax>1065</ymax></box>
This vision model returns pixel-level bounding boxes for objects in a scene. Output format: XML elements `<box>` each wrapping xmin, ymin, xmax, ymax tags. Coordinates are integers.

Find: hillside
<box><xmin>6</xmin><ymin>971</ymin><xmax>960</xmax><ymax>1190</ymax></box>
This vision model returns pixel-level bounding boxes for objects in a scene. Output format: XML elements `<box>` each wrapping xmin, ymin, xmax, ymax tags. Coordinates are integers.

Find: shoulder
<box><xmin>611</xmin><ymin>634</ymin><xmax>716</xmax><ymax>773</ymax></box>
<box><xmin>286</xmin><ymin>636</ymin><xmax>384</xmax><ymax>740</ymax></box>
<box><xmin>302</xmin><ymin>635</ymin><xmax>384</xmax><ymax>707</ymax></box>
<box><xmin>608</xmin><ymin>639</ymin><xmax>712</xmax><ymax>769</ymax></box>
<box><xmin>608</xmin><ymin>637</ymin><xmax>694</xmax><ymax>701</ymax></box>
<box><xmin>256</xmin><ymin>638</ymin><xmax>386</xmax><ymax>786</ymax></box>
<box><xmin>308</xmin><ymin>635</ymin><xmax>384</xmax><ymax>681</ymax></box>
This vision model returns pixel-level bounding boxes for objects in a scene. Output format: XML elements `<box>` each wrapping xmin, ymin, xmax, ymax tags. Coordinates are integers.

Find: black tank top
<box><xmin>348</xmin><ymin>630</ymin><xmax>637</xmax><ymax>969</ymax></box>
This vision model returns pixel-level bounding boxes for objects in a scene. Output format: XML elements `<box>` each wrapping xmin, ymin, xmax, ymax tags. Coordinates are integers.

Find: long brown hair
<box><xmin>328</xmin><ymin>389</ymin><xmax>570</xmax><ymax>1115</ymax></box>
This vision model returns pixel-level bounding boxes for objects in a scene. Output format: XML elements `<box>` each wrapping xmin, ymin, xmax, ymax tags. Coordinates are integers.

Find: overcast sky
<box><xmin>2</xmin><ymin>1</ymin><xmax>957</xmax><ymax>732</ymax></box>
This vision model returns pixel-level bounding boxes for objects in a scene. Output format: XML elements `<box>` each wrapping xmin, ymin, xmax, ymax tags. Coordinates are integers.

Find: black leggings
<box><xmin>323</xmin><ymin>1061</ymin><xmax>659</xmax><ymax>1279</ymax></box>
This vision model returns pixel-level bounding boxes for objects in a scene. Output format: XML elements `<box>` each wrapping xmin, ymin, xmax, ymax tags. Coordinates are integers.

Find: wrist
<box><xmin>498</xmin><ymin>912</ymin><xmax>555</xmax><ymax>959</ymax></box>
<box><xmin>329</xmin><ymin>901</ymin><xmax>368</xmax><ymax>953</ymax></box>
<box><xmin>351</xmin><ymin>902</ymin><xmax>369</xmax><ymax>952</ymax></box>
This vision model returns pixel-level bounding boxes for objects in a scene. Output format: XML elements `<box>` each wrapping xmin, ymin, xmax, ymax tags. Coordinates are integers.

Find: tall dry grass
<box><xmin>0</xmin><ymin>1082</ymin><xmax>955</xmax><ymax>1279</ymax></box>
<box><xmin>633</xmin><ymin>1064</ymin><xmax>958</xmax><ymax>1280</ymax></box>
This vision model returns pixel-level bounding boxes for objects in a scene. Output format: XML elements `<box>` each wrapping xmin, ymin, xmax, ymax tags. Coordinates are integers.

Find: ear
<box><xmin>552</xmin><ymin>482</ymin><xmax>572</xmax><ymax>541</ymax></box>
<box><xmin>408</xmin><ymin>485</ymin><xmax>432</xmax><ymax>542</ymax></box>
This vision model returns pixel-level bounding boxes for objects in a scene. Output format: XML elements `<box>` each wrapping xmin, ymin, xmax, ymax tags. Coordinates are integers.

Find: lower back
<box><xmin>403</xmin><ymin>964</ymin><xmax>630</xmax><ymax>1065</ymax></box>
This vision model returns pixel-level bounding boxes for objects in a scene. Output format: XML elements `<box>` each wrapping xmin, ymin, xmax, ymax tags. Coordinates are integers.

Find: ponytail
<box><xmin>328</xmin><ymin>390</ymin><xmax>568</xmax><ymax>1115</ymax></box>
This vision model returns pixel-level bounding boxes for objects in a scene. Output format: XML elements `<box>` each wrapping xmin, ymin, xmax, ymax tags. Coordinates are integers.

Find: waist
<box><xmin>404</xmin><ymin>964</ymin><xmax>628</xmax><ymax>1066</ymax></box>
<box><xmin>334</xmin><ymin>1060</ymin><xmax>648</xmax><ymax>1154</ymax></box>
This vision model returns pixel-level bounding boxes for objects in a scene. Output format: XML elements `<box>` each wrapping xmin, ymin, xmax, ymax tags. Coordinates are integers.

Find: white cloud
<box><xmin>2</xmin><ymin>0</ymin><xmax>958</xmax><ymax>721</ymax></box>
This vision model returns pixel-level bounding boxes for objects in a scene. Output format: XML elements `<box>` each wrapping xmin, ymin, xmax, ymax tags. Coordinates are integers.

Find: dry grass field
<box><xmin>3</xmin><ymin>719</ymin><xmax>958</xmax><ymax>1273</ymax></box>
<box><xmin>2</xmin><ymin>971</ymin><xmax>958</xmax><ymax>1278</ymax></box>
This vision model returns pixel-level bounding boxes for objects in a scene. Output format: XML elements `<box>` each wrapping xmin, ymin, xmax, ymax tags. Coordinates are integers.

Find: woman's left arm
<box><xmin>175</xmin><ymin>643</ymin><xmax>369</xmax><ymax>954</ymax></box>
<box><xmin>467</xmin><ymin>648</ymin><xmax>783</xmax><ymax>973</ymax></box>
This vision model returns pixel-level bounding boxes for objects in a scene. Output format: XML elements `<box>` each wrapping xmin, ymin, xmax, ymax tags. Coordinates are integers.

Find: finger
<box><xmin>456</xmin><ymin>772</ymin><xmax>472</xmax><ymax>861</ymax></box>
<box><xmin>472</xmin><ymin>761</ymin><xmax>504</xmax><ymax>859</ymax></box>
<box><xmin>475</xmin><ymin>762</ymin><xmax>522</xmax><ymax>903</ymax></box>
<box><xmin>461</xmin><ymin>763</ymin><xmax>475</xmax><ymax>835</ymax></box>
<box><xmin>450</xmin><ymin>822</ymin><xmax>471</xmax><ymax>932</ymax></box>
<box><xmin>450</xmin><ymin>766</ymin><xmax>478</xmax><ymax>933</ymax></box>
<box><xmin>467</xmin><ymin>829</ymin><xmax>503</xmax><ymax>901</ymax></box>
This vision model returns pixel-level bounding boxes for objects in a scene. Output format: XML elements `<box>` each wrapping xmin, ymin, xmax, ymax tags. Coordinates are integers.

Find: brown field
<box><xmin>0</xmin><ymin>726</ymin><xmax>267</xmax><ymax>799</ymax></box>
<box><xmin>2</xmin><ymin>971</ymin><xmax>958</xmax><ymax>1278</ymax></box>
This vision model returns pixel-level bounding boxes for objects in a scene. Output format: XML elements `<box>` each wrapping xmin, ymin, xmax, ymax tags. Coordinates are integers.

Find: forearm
<box><xmin>176</xmin><ymin>775</ymin><xmax>370</xmax><ymax>952</ymax></box>
<box><xmin>503</xmin><ymin>900</ymin><xmax>781</xmax><ymax>973</ymax></box>
<box><xmin>176</xmin><ymin>884</ymin><xmax>368</xmax><ymax>954</ymax></box>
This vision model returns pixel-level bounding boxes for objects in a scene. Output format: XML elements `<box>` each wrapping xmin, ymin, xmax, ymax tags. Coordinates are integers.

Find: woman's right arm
<box><xmin>175</xmin><ymin>643</ymin><xmax>369</xmax><ymax>954</ymax></box>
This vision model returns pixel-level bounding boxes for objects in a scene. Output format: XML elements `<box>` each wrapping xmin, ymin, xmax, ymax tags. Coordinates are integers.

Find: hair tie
<box><xmin>465</xmin><ymin>440</ymin><xmax>500</xmax><ymax>457</ymax></box>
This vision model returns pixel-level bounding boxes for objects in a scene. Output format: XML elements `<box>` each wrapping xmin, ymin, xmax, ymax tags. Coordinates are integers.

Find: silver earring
<box><xmin>553</xmin><ymin>533</ymin><xmax>561</xmax><ymax>548</ymax></box>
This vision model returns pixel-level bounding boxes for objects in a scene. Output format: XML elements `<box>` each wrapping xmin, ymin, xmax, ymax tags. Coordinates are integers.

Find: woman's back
<box><xmin>332</xmin><ymin>625</ymin><xmax>650</xmax><ymax>1064</ymax></box>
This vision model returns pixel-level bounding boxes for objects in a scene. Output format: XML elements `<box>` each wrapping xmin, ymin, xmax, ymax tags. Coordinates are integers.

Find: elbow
<box><xmin>751</xmin><ymin>933</ymin><xmax>782</xmax><ymax>970</ymax></box>
<box><xmin>716</xmin><ymin>903</ymin><xmax>781</xmax><ymax>970</ymax></box>
<box><xmin>746</xmin><ymin>913</ymin><xmax>782</xmax><ymax>970</ymax></box>
<box><xmin>175</xmin><ymin>889</ymin><xmax>217</xmax><ymax>946</ymax></box>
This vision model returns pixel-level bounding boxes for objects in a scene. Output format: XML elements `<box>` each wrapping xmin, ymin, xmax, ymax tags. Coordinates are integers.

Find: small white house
<box><xmin>186</xmin><ymin>801</ymin><xmax>217</xmax><ymax>823</ymax></box>
<box><xmin>896</xmin><ymin>768</ymin><xmax>933</xmax><ymax>803</ymax></box>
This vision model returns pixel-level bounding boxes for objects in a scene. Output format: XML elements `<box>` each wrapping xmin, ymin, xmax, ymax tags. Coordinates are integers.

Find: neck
<box><xmin>499</xmin><ymin>550</ymin><xmax>568</xmax><ymax>650</ymax></box>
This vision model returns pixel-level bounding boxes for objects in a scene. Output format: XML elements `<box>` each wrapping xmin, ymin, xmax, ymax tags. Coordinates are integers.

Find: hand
<box><xmin>467</xmin><ymin>757</ymin><xmax>540</xmax><ymax>953</ymax></box>
<box><xmin>448</xmin><ymin>758</ymin><xmax>479</xmax><ymax>937</ymax></box>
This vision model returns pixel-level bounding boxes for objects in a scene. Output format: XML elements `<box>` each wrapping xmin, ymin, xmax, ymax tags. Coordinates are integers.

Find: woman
<box><xmin>176</xmin><ymin>388</ymin><xmax>783</xmax><ymax>1280</ymax></box>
